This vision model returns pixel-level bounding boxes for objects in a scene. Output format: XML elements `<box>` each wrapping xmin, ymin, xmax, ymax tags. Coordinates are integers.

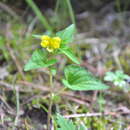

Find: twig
<box><xmin>13</xmin><ymin>87</ymin><xmax>20</xmax><ymax>129</ymax></box>
<box><xmin>18</xmin><ymin>81</ymin><xmax>50</xmax><ymax>92</ymax></box>
<box><xmin>64</xmin><ymin>112</ymin><xmax>117</xmax><ymax>118</ymax></box>
<box><xmin>6</xmin><ymin>43</ymin><xmax>25</xmax><ymax>80</ymax></box>
<box><xmin>90</xmin><ymin>90</ymin><xmax>98</xmax><ymax>111</ymax></box>
<box><xmin>21</xmin><ymin>94</ymin><xmax>49</xmax><ymax>106</ymax></box>
<box><xmin>0</xmin><ymin>81</ymin><xmax>14</xmax><ymax>90</ymax></box>
<box><xmin>19</xmin><ymin>81</ymin><xmax>91</xmax><ymax>107</ymax></box>
<box><xmin>0</xmin><ymin>81</ymin><xmax>31</xmax><ymax>92</ymax></box>
<box><xmin>64</xmin><ymin>95</ymin><xmax>90</xmax><ymax>107</ymax></box>
<box><xmin>0</xmin><ymin>95</ymin><xmax>14</xmax><ymax>115</ymax></box>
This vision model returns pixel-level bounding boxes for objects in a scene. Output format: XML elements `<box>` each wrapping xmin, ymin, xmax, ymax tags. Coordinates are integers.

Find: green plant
<box><xmin>104</xmin><ymin>70</ymin><xmax>130</xmax><ymax>91</ymax></box>
<box><xmin>24</xmin><ymin>24</ymin><xmax>109</xmax><ymax>129</ymax></box>
<box><xmin>56</xmin><ymin>114</ymin><xmax>87</xmax><ymax>130</ymax></box>
<box><xmin>0</xmin><ymin>36</ymin><xmax>9</xmax><ymax>60</ymax></box>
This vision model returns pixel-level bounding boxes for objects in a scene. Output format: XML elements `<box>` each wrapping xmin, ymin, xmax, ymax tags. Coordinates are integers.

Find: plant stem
<box><xmin>54</xmin><ymin>0</ymin><xmax>60</xmax><ymax>13</ymax></box>
<box><xmin>26</xmin><ymin>0</ymin><xmax>53</xmax><ymax>32</ymax></box>
<box><xmin>65</xmin><ymin>0</ymin><xmax>76</xmax><ymax>26</ymax></box>
<box><xmin>47</xmin><ymin>70</ymin><xmax>53</xmax><ymax>130</ymax></box>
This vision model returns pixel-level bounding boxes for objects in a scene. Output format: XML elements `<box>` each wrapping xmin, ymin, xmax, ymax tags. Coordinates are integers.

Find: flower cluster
<box><xmin>41</xmin><ymin>35</ymin><xmax>61</xmax><ymax>52</ymax></box>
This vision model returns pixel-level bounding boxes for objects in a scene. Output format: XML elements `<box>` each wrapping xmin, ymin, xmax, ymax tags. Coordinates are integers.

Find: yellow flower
<box><xmin>41</xmin><ymin>35</ymin><xmax>61</xmax><ymax>52</ymax></box>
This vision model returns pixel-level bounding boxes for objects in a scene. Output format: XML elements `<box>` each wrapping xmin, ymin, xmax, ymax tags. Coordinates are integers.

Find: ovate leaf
<box><xmin>62</xmin><ymin>65</ymin><xmax>109</xmax><ymax>91</ymax></box>
<box><xmin>56</xmin><ymin>114</ymin><xmax>76</xmax><ymax>130</ymax></box>
<box><xmin>56</xmin><ymin>24</ymin><xmax>75</xmax><ymax>44</ymax></box>
<box><xmin>59</xmin><ymin>47</ymin><xmax>80</xmax><ymax>64</ymax></box>
<box><xmin>24</xmin><ymin>49</ymin><xmax>57</xmax><ymax>71</ymax></box>
<box><xmin>46</xmin><ymin>59</ymin><xmax>57</xmax><ymax>66</ymax></box>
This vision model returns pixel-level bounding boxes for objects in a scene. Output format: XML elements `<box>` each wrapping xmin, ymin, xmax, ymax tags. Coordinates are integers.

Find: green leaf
<box><xmin>78</xmin><ymin>124</ymin><xmax>88</xmax><ymax>130</ymax></box>
<box><xmin>104</xmin><ymin>70</ymin><xmax>129</xmax><ymax>87</ymax></box>
<box><xmin>50</xmin><ymin>67</ymin><xmax>57</xmax><ymax>76</ymax></box>
<box><xmin>56</xmin><ymin>114</ymin><xmax>76</xmax><ymax>130</ymax></box>
<box><xmin>32</xmin><ymin>31</ymin><xmax>52</xmax><ymax>39</ymax></box>
<box><xmin>62</xmin><ymin>65</ymin><xmax>109</xmax><ymax>91</ymax></box>
<box><xmin>56</xmin><ymin>24</ymin><xmax>75</xmax><ymax>44</ymax></box>
<box><xmin>104</xmin><ymin>72</ymin><xmax>116</xmax><ymax>82</ymax></box>
<box><xmin>46</xmin><ymin>59</ymin><xmax>57</xmax><ymax>66</ymax></box>
<box><xmin>24</xmin><ymin>49</ymin><xmax>57</xmax><ymax>71</ymax></box>
<box><xmin>59</xmin><ymin>46</ymin><xmax>80</xmax><ymax>64</ymax></box>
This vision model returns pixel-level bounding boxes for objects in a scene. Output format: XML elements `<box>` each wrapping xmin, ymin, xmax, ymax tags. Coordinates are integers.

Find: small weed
<box><xmin>24</xmin><ymin>24</ymin><xmax>109</xmax><ymax>129</ymax></box>
<box><xmin>104</xmin><ymin>70</ymin><xmax>130</xmax><ymax>91</ymax></box>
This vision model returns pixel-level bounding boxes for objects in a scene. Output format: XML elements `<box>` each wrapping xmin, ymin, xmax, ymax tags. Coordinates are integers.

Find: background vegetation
<box><xmin>0</xmin><ymin>0</ymin><xmax>130</xmax><ymax>129</ymax></box>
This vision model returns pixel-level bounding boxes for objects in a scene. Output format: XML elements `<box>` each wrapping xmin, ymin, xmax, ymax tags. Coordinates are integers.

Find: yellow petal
<box><xmin>53</xmin><ymin>37</ymin><xmax>61</xmax><ymax>43</ymax></box>
<box><xmin>51</xmin><ymin>37</ymin><xmax>61</xmax><ymax>49</ymax></box>
<box><xmin>41</xmin><ymin>35</ymin><xmax>50</xmax><ymax>41</ymax></box>
<box><xmin>41</xmin><ymin>40</ymin><xmax>49</xmax><ymax>48</ymax></box>
<box><xmin>47</xmin><ymin>47</ymin><xmax>54</xmax><ymax>52</ymax></box>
